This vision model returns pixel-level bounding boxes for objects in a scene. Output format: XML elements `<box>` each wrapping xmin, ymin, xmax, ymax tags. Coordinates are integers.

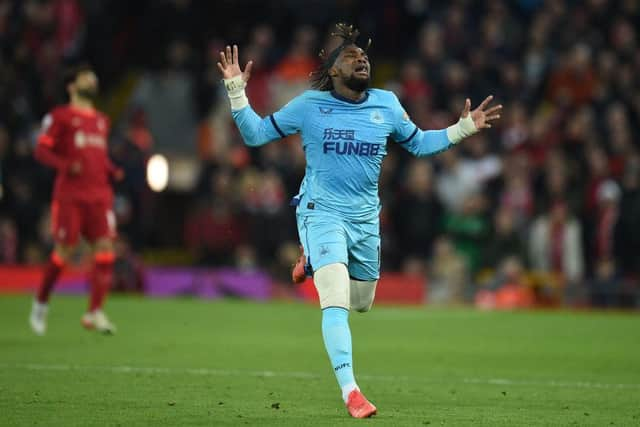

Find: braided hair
<box><xmin>310</xmin><ymin>23</ymin><xmax>371</xmax><ymax>91</ymax></box>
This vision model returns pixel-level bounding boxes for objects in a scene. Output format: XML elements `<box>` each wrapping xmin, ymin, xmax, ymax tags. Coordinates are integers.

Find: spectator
<box><xmin>540</xmin><ymin>158</ymin><xmax>581</xmax><ymax>215</ymax></box>
<box><xmin>589</xmin><ymin>257</ymin><xmax>621</xmax><ymax>308</ymax></box>
<box><xmin>0</xmin><ymin>216</ymin><xmax>17</xmax><ymax>263</ymax></box>
<box><xmin>428</xmin><ymin>236</ymin><xmax>468</xmax><ymax>305</ymax></box>
<box><xmin>270</xmin><ymin>25</ymin><xmax>318</xmax><ymax>109</ymax></box>
<box><xmin>615</xmin><ymin>157</ymin><xmax>640</xmax><ymax>280</ymax></box>
<box><xmin>498</xmin><ymin>153</ymin><xmax>534</xmax><ymax>232</ymax></box>
<box><xmin>112</xmin><ymin>236</ymin><xmax>145</xmax><ymax>294</ymax></box>
<box><xmin>436</xmin><ymin>149</ymin><xmax>479</xmax><ymax>213</ymax></box>
<box><xmin>547</xmin><ymin>43</ymin><xmax>598</xmax><ymax>107</ymax></box>
<box><xmin>591</xmin><ymin>180</ymin><xmax>621</xmax><ymax>264</ymax></box>
<box><xmin>462</xmin><ymin>134</ymin><xmax>502</xmax><ymax>185</ymax></box>
<box><xmin>443</xmin><ymin>193</ymin><xmax>491</xmax><ymax>274</ymax></box>
<box><xmin>476</xmin><ymin>256</ymin><xmax>534</xmax><ymax>310</ymax></box>
<box><xmin>484</xmin><ymin>206</ymin><xmax>527</xmax><ymax>270</ymax></box>
<box><xmin>129</xmin><ymin>40</ymin><xmax>197</xmax><ymax>153</ymax></box>
<box><xmin>394</xmin><ymin>159</ymin><xmax>443</xmax><ymax>260</ymax></box>
<box><xmin>529</xmin><ymin>201</ymin><xmax>585</xmax><ymax>301</ymax></box>
<box><xmin>184</xmin><ymin>198</ymin><xmax>247</xmax><ymax>266</ymax></box>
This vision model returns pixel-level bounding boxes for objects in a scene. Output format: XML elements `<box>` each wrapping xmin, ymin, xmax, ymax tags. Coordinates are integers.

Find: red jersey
<box><xmin>35</xmin><ymin>105</ymin><xmax>116</xmax><ymax>203</ymax></box>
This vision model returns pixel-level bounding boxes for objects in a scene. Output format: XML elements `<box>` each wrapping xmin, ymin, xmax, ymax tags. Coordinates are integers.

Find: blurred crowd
<box><xmin>1</xmin><ymin>0</ymin><xmax>639</xmax><ymax>307</ymax></box>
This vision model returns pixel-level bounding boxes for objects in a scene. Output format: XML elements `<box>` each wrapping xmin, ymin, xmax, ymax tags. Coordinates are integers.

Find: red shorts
<box><xmin>51</xmin><ymin>199</ymin><xmax>116</xmax><ymax>245</ymax></box>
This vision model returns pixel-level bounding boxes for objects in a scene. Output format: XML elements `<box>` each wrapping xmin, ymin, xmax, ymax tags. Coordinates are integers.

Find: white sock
<box><xmin>341</xmin><ymin>382</ymin><xmax>359</xmax><ymax>403</ymax></box>
<box><xmin>32</xmin><ymin>300</ymin><xmax>48</xmax><ymax>316</ymax></box>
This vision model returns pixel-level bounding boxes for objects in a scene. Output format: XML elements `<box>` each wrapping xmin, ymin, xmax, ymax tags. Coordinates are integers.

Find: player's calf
<box><xmin>88</xmin><ymin>250</ymin><xmax>115</xmax><ymax>313</ymax></box>
<box><xmin>36</xmin><ymin>251</ymin><xmax>68</xmax><ymax>304</ymax></box>
<box><xmin>30</xmin><ymin>249</ymin><xmax>70</xmax><ymax>335</ymax></box>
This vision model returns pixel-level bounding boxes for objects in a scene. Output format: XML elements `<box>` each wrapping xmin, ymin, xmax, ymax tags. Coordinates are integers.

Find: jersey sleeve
<box><xmin>232</xmin><ymin>92</ymin><xmax>309</xmax><ymax>147</ymax></box>
<box><xmin>37</xmin><ymin>110</ymin><xmax>64</xmax><ymax>148</ymax></box>
<box><xmin>389</xmin><ymin>93</ymin><xmax>452</xmax><ymax>157</ymax></box>
<box><xmin>269</xmin><ymin>94</ymin><xmax>308</xmax><ymax>137</ymax></box>
<box><xmin>34</xmin><ymin>110</ymin><xmax>69</xmax><ymax>171</ymax></box>
<box><xmin>389</xmin><ymin>93</ymin><xmax>419</xmax><ymax>144</ymax></box>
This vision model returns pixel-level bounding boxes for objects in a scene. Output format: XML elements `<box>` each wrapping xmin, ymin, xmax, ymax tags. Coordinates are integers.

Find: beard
<box><xmin>344</xmin><ymin>74</ymin><xmax>370</xmax><ymax>92</ymax></box>
<box><xmin>76</xmin><ymin>87</ymin><xmax>98</xmax><ymax>101</ymax></box>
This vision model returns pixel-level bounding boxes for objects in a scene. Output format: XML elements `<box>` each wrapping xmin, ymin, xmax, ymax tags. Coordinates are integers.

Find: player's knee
<box><xmin>93</xmin><ymin>238</ymin><xmax>114</xmax><ymax>254</ymax></box>
<box><xmin>353</xmin><ymin>299</ymin><xmax>373</xmax><ymax>313</ymax></box>
<box><xmin>314</xmin><ymin>263</ymin><xmax>350</xmax><ymax>309</ymax></box>
<box><xmin>353</xmin><ymin>304</ymin><xmax>371</xmax><ymax>313</ymax></box>
<box><xmin>53</xmin><ymin>244</ymin><xmax>75</xmax><ymax>263</ymax></box>
<box><xmin>350</xmin><ymin>280</ymin><xmax>377</xmax><ymax>313</ymax></box>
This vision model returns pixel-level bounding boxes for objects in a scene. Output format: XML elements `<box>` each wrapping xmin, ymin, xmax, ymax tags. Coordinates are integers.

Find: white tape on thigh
<box><xmin>314</xmin><ymin>263</ymin><xmax>350</xmax><ymax>309</ymax></box>
<box><xmin>350</xmin><ymin>279</ymin><xmax>378</xmax><ymax>312</ymax></box>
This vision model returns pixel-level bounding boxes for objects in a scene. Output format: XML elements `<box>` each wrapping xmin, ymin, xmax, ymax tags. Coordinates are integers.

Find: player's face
<box><xmin>332</xmin><ymin>45</ymin><xmax>370</xmax><ymax>92</ymax></box>
<box><xmin>72</xmin><ymin>71</ymin><xmax>99</xmax><ymax>99</ymax></box>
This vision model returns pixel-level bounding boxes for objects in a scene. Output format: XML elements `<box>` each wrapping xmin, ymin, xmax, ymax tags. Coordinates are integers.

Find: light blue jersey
<box><xmin>232</xmin><ymin>88</ymin><xmax>453</xmax><ymax>222</ymax></box>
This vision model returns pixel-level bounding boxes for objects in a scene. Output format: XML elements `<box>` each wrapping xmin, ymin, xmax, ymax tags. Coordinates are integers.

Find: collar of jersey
<box><xmin>330</xmin><ymin>90</ymin><xmax>369</xmax><ymax>104</ymax></box>
<box><xmin>68</xmin><ymin>105</ymin><xmax>97</xmax><ymax>117</ymax></box>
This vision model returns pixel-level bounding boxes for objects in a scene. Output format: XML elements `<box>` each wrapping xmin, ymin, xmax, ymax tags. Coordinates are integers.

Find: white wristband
<box><xmin>446</xmin><ymin>114</ymin><xmax>478</xmax><ymax>144</ymax></box>
<box><xmin>223</xmin><ymin>75</ymin><xmax>249</xmax><ymax>110</ymax></box>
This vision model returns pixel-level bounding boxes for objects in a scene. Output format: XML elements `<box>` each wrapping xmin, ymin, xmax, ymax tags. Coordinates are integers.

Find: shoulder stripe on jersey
<box><xmin>269</xmin><ymin>114</ymin><xmax>286</xmax><ymax>138</ymax></box>
<box><xmin>397</xmin><ymin>126</ymin><xmax>418</xmax><ymax>145</ymax></box>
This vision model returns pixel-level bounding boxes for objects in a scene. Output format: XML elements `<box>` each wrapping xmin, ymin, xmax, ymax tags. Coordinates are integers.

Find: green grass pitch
<box><xmin>1</xmin><ymin>295</ymin><xmax>639</xmax><ymax>426</ymax></box>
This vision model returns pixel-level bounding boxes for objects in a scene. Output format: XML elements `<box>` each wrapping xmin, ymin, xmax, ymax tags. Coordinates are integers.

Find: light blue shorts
<box><xmin>296</xmin><ymin>211</ymin><xmax>380</xmax><ymax>281</ymax></box>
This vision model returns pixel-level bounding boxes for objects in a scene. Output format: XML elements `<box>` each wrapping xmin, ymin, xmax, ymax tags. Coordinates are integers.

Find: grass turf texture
<box><xmin>1</xmin><ymin>295</ymin><xmax>639</xmax><ymax>426</ymax></box>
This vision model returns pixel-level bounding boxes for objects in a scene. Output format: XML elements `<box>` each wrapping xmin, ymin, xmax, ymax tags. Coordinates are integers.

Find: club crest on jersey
<box><xmin>370</xmin><ymin>110</ymin><xmax>384</xmax><ymax>124</ymax></box>
<box><xmin>319</xmin><ymin>107</ymin><xmax>333</xmax><ymax>114</ymax></box>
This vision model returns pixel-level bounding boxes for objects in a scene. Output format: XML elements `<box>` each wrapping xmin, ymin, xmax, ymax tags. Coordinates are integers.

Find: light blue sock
<box><xmin>322</xmin><ymin>307</ymin><xmax>358</xmax><ymax>401</ymax></box>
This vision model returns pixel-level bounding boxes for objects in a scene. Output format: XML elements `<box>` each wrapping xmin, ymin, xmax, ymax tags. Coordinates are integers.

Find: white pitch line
<box><xmin>2</xmin><ymin>363</ymin><xmax>640</xmax><ymax>390</ymax></box>
<box><xmin>461</xmin><ymin>377</ymin><xmax>640</xmax><ymax>390</ymax></box>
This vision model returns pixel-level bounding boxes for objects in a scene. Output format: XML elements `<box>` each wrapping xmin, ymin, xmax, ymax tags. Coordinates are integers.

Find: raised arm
<box><xmin>394</xmin><ymin>95</ymin><xmax>502</xmax><ymax>157</ymax></box>
<box><xmin>217</xmin><ymin>45</ymin><xmax>281</xmax><ymax>147</ymax></box>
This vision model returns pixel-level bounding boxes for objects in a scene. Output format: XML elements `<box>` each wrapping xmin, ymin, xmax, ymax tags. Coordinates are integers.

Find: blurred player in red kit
<box><xmin>29</xmin><ymin>65</ymin><xmax>122</xmax><ymax>335</ymax></box>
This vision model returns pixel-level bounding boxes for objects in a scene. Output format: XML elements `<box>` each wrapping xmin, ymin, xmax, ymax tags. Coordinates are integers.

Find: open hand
<box><xmin>461</xmin><ymin>95</ymin><xmax>502</xmax><ymax>129</ymax></box>
<box><xmin>217</xmin><ymin>45</ymin><xmax>253</xmax><ymax>82</ymax></box>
